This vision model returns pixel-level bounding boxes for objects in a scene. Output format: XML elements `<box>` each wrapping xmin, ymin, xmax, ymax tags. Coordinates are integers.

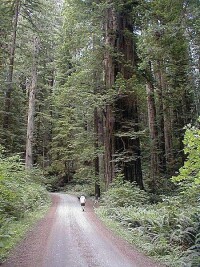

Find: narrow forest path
<box><xmin>1</xmin><ymin>193</ymin><xmax>165</xmax><ymax>267</ymax></box>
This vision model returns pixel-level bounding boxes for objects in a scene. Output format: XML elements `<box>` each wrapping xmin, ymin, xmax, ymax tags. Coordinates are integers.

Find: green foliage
<box><xmin>97</xmin><ymin>191</ymin><xmax>200</xmax><ymax>267</ymax></box>
<box><xmin>0</xmin><ymin>0</ymin><xmax>59</xmax><ymax>155</ymax></box>
<box><xmin>0</xmin><ymin>148</ymin><xmax>50</xmax><ymax>259</ymax></box>
<box><xmin>48</xmin><ymin>0</ymin><xmax>104</xmax><ymax>184</ymax></box>
<box><xmin>97</xmin><ymin>165</ymin><xmax>199</xmax><ymax>266</ymax></box>
<box><xmin>97</xmin><ymin>119</ymin><xmax>200</xmax><ymax>266</ymax></box>
<box><xmin>0</xmin><ymin>153</ymin><xmax>49</xmax><ymax>219</ymax></box>
<box><xmin>101</xmin><ymin>177</ymin><xmax>150</xmax><ymax>208</ymax></box>
<box><xmin>0</xmin><ymin>205</ymin><xmax>50</xmax><ymax>263</ymax></box>
<box><xmin>167</xmin><ymin>121</ymin><xmax>200</xmax><ymax>265</ymax></box>
<box><xmin>0</xmin><ymin>1</ymin><xmax>199</xmax><ymax>266</ymax></box>
<box><xmin>182</xmin><ymin>232</ymin><xmax>200</xmax><ymax>267</ymax></box>
<box><xmin>171</xmin><ymin>123</ymin><xmax>200</xmax><ymax>200</ymax></box>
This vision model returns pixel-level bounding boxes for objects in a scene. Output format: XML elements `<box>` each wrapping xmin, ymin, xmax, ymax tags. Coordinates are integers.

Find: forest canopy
<box><xmin>0</xmin><ymin>0</ymin><xmax>199</xmax><ymax>265</ymax></box>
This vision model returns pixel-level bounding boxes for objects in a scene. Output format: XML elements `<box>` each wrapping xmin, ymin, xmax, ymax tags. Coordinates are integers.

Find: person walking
<box><xmin>80</xmin><ymin>195</ymin><xmax>86</xmax><ymax>211</ymax></box>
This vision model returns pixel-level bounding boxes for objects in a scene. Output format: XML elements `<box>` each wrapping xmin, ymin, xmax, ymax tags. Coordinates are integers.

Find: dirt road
<box><xmin>1</xmin><ymin>193</ymin><xmax>165</xmax><ymax>267</ymax></box>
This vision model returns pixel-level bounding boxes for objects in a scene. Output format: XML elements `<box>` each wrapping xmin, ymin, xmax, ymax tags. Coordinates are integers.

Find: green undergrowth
<box><xmin>95</xmin><ymin>180</ymin><xmax>200</xmax><ymax>267</ymax></box>
<box><xmin>0</xmin><ymin>148</ymin><xmax>51</xmax><ymax>263</ymax></box>
<box><xmin>0</xmin><ymin>203</ymin><xmax>50</xmax><ymax>263</ymax></box>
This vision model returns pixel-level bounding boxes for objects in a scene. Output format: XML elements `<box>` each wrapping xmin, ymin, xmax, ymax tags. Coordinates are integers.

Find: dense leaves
<box><xmin>97</xmin><ymin>179</ymin><xmax>200</xmax><ymax>266</ymax></box>
<box><xmin>0</xmin><ymin>147</ymin><xmax>50</xmax><ymax>259</ymax></box>
<box><xmin>0</xmin><ymin>0</ymin><xmax>199</xmax><ymax>266</ymax></box>
<box><xmin>172</xmin><ymin>122</ymin><xmax>200</xmax><ymax>200</ymax></box>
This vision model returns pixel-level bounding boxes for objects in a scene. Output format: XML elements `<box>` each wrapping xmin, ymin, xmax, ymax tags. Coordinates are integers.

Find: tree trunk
<box><xmin>156</xmin><ymin>73</ymin><xmax>166</xmax><ymax>173</ymax></box>
<box><xmin>94</xmin><ymin>107</ymin><xmax>100</xmax><ymax>197</ymax></box>
<box><xmin>104</xmin><ymin>105</ymin><xmax>115</xmax><ymax>189</ymax></box>
<box><xmin>146</xmin><ymin>79</ymin><xmax>159</xmax><ymax>189</ymax></box>
<box><xmin>161</xmin><ymin>74</ymin><xmax>174</xmax><ymax>174</ymax></box>
<box><xmin>114</xmin><ymin>8</ymin><xmax>143</xmax><ymax>189</ymax></box>
<box><xmin>3</xmin><ymin>0</ymin><xmax>20</xmax><ymax>131</ymax></box>
<box><xmin>156</xmin><ymin>61</ymin><xmax>174</xmax><ymax>175</ymax></box>
<box><xmin>25</xmin><ymin>36</ymin><xmax>38</xmax><ymax>169</ymax></box>
<box><xmin>115</xmin><ymin>95</ymin><xmax>143</xmax><ymax>189</ymax></box>
<box><xmin>103</xmin><ymin>3</ymin><xmax>117</xmax><ymax>188</ymax></box>
<box><xmin>98</xmin><ymin>110</ymin><xmax>104</xmax><ymax>191</ymax></box>
<box><xmin>94</xmin><ymin>103</ymin><xmax>105</xmax><ymax>196</ymax></box>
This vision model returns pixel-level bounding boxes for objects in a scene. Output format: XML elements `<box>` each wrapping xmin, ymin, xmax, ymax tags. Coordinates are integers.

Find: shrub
<box><xmin>0</xmin><ymin>148</ymin><xmax>50</xmax><ymax>256</ymax></box>
<box><xmin>171</xmin><ymin>123</ymin><xmax>200</xmax><ymax>202</ymax></box>
<box><xmin>101</xmin><ymin>178</ymin><xmax>150</xmax><ymax>208</ymax></box>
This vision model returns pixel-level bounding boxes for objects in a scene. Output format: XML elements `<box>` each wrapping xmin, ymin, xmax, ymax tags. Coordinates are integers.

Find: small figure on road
<box><xmin>80</xmin><ymin>195</ymin><xmax>86</xmax><ymax>211</ymax></box>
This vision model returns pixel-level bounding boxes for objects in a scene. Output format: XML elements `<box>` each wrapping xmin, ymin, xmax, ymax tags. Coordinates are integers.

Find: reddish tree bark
<box><xmin>114</xmin><ymin>8</ymin><xmax>143</xmax><ymax>189</ymax></box>
<box><xmin>103</xmin><ymin>2</ymin><xmax>144</xmax><ymax>189</ymax></box>
<box><xmin>146</xmin><ymin>79</ymin><xmax>159</xmax><ymax>188</ymax></box>
<box><xmin>103</xmin><ymin>4</ymin><xmax>117</xmax><ymax>188</ymax></box>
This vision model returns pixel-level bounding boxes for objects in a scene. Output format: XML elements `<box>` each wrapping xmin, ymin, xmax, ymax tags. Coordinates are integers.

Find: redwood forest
<box><xmin>0</xmin><ymin>0</ymin><xmax>199</xmax><ymax>266</ymax></box>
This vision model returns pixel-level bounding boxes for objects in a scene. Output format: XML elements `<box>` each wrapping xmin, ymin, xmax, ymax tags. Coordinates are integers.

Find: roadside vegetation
<box><xmin>96</xmin><ymin>125</ymin><xmax>200</xmax><ymax>267</ymax></box>
<box><xmin>67</xmin><ymin>177</ymin><xmax>199</xmax><ymax>267</ymax></box>
<box><xmin>66</xmin><ymin>125</ymin><xmax>200</xmax><ymax>267</ymax></box>
<box><xmin>0</xmin><ymin>1</ymin><xmax>199</xmax><ymax>266</ymax></box>
<box><xmin>0</xmin><ymin>147</ymin><xmax>50</xmax><ymax>263</ymax></box>
<box><xmin>96</xmin><ymin>183</ymin><xmax>199</xmax><ymax>267</ymax></box>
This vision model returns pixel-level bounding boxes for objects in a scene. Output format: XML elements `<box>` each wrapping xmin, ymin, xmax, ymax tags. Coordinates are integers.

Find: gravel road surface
<box><xmin>1</xmin><ymin>193</ymin><xmax>165</xmax><ymax>267</ymax></box>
